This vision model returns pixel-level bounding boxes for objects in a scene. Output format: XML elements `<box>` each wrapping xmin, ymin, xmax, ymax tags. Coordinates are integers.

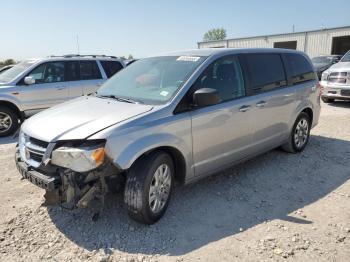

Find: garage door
<box><xmin>331</xmin><ymin>36</ymin><xmax>350</xmax><ymax>56</ymax></box>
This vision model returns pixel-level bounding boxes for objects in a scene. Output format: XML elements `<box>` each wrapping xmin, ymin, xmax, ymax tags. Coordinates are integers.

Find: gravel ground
<box><xmin>0</xmin><ymin>101</ymin><xmax>349</xmax><ymax>262</ymax></box>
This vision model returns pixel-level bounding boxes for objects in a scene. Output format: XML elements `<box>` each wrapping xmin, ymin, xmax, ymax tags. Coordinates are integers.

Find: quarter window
<box><xmin>27</xmin><ymin>62</ymin><xmax>65</xmax><ymax>84</ymax></box>
<box><xmin>100</xmin><ymin>61</ymin><xmax>124</xmax><ymax>78</ymax></box>
<box><xmin>193</xmin><ymin>55</ymin><xmax>245</xmax><ymax>102</ymax></box>
<box><xmin>286</xmin><ymin>53</ymin><xmax>315</xmax><ymax>84</ymax></box>
<box><xmin>79</xmin><ymin>61</ymin><xmax>102</xmax><ymax>80</ymax></box>
<box><xmin>245</xmin><ymin>54</ymin><xmax>286</xmax><ymax>94</ymax></box>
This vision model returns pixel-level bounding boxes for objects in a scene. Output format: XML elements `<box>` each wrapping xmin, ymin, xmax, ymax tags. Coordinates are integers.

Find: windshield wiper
<box><xmin>97</xmin><ymin>94</ymin><xmax>139</xmax><ymax>104</ymax></box>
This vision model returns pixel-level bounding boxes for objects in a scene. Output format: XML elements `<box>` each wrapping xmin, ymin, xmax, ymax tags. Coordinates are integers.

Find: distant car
<box><xmin>320</xmin><ymin>51</ymin><xmax>350</xmax><ymax>103</ymax></box>
<box><xmin>0</xmin><ymin>55</ymin><xmax>125</xmax><ymax>136</ymax></box>
<box><xmin>311</xmin><ymin>55</ymin><xmax>342</xmax><ymax>79</ymax></box>
<box><xmin>0</xmin><ymin>65</ymin><xmax>14</xmax><ymax>74</ymax></box>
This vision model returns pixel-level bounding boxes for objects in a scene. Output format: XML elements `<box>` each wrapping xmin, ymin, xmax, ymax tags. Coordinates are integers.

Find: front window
<box><xmin>97</xmin><ymin>56</ymin><xmax>207</xmax><ymax>104</ymax></box>
<box><xmin>341</xmin><ymin>51</ymin><xmax>350</xmax><ymax>62</ymax></box>
<box><xmin>27</xmin><ymin>62</ymin><xmax>65</xmax><ymax>84</ymax></box>
<box><xmin>0</xmin><ymin>60</ymin><xmax>37</xmax><ymax>83</ymax></box>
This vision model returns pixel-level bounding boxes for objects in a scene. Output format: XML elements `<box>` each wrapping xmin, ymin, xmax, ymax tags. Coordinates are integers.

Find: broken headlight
<box><xmin>51</xmin><ymin>141</ymin><xmax>106</xmax><ymax>173</ymax></box>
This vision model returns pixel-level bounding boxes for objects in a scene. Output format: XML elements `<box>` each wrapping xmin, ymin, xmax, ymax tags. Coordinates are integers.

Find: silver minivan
<box><xmin>16</xmin><ymin>48</ymin><xmax>321</xmax><ymax>224</ymax></box>
<box><xmin>0</xmin><ymin>55</ymin><xmax>124</xmax><ymax>136</ymax></box>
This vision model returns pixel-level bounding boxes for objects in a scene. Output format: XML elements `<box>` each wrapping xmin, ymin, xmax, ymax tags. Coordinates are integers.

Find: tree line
<box><xmin>0</xmin><ymin>59</ymin><xmax>16</xmax><ymax>67</ymax></box>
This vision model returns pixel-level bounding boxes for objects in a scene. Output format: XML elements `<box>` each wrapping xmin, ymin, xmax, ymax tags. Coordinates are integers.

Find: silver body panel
<box><xmin>20</xmin><ymin>48</ymin><xmax>321</xmax><ymax>183</ymax></box>
<box><xmin>321</xmin><ymin>61</ymin><xmax>350</xmax><ymax>100</ymax></box>
<box><xmin>0</xmin><ymin>57</ymin><xmax>125</xmax><ymax>116</ymax></box>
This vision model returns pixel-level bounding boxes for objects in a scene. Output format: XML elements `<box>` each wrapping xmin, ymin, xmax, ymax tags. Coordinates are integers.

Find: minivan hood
<box><xmin>21</xmin><ymin>96</ymin><xmax>153</xmax><ymax>142</ymax></box>
<box><xmin>328</xmin><ymin>62</ymin><xmax>350</xmax><ymax>71</ymax></box>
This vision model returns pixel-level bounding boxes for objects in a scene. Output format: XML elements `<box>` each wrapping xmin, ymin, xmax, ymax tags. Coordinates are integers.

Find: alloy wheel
<box><xmin>294</xmin><ymin>118</ymin><xmax>309</xmax><ymax>149</ymax></box>
<box><xmin>148</xmin><ymin>163</ymin><xmax>172</xmax><ymax>213</ymax></box>
<box><xmin>0</xmin><ymin>112</ymin><xmax>12</xmax><ymax>134</ymax></box>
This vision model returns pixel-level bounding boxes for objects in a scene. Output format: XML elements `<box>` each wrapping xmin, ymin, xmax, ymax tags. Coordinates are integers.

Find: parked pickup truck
<box><xmin>320</xmin><ymin>50</ymin><xmax>350</xmax><ymax>103</ymax></box>
<box><xmin>0</xmin><ymin>55</ymin><xmax>125</xmax><ymax>136</ymax></box>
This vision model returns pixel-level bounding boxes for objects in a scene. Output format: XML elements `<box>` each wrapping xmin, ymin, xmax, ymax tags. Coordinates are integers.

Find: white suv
<box><xmin>0</xmin><ymin>55</ymin><xmax>125</xmax><ymax>136</ymax></box>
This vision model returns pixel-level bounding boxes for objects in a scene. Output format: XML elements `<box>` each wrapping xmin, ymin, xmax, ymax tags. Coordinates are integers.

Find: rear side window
<box><xmin>65</xmin><ymin>61</ymin><xmax>79</xmax><ymax>81</ymax></box>
<box><xmin>285</xmin><ymin>53</ymin><xmax>315</xmax><ymax>84</ymax></box>
<box><xmin>100</xmin><ymin>61</ymin><xmax>123</xmax><ymax>78</ymax></box>
<box><xmin>245</xmin><ymin>54</ymin><xmax>286</xmax><ymax>94</ymax></box>
<box><xmin>79</xmin><ymin>61</ymin><xmax>102</xmax><ymax>80</ymax></box>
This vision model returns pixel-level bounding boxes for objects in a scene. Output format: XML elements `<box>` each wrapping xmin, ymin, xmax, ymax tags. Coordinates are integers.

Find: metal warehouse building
<box><xmin>198</xmin><ymin>25</ymin><xmax>350</xmax><ymax>58</ymax></box>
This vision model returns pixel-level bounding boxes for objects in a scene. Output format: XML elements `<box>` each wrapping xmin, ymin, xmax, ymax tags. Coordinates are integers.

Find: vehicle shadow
<box><xmin>327</xmin><ymin>100</ymin><xmax>350</xmax><ymax>108</ymax></box>
<box><xmin>0</xmin><ymin>135</ymin><xmax>18</xmax><ymax>145</ymax></box>
<box><xmin>48</xmin><ymin>134</ymin><xmax>350</xmax><ymax>256</ymax></box>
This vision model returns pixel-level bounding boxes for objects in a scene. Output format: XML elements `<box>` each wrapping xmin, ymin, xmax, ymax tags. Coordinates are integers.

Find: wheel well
<box><xmin>301</xmin><ymin>107</ymin><xmax>313</xmax><ymax>125</ymax></box>
<box><xmin>0</xmin><ymin>101</ymin><xmax>22</xmax><ymax>120</ymax></box>
<box><xmin>146</xmin><ymin>146</ymin><xmax>186</xmax><ymax>185</ymax></box>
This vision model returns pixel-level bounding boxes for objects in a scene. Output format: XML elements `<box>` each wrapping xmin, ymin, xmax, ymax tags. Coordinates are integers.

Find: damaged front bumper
<box><xmin>16</xmin><ymin>151</ymin><xmax>61</xmax><ymax>191</ymax></box>
<box><xmin>15</xmin><ymin>149</ymin><xmax>124</xmax><ymax>208</ymax></box>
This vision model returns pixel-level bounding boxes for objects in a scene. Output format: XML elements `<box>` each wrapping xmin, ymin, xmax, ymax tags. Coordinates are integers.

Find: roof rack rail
<box><xmin>49</xmin><ymin>54</ymin><xmax>118</xmax><ymax>59</ymax></box>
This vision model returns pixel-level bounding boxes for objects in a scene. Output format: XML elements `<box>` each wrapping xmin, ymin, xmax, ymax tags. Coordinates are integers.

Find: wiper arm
<box><xmin>97</xmin><ymin>94</ymin><xmax>139</xmax><ymax>104</ymax></box>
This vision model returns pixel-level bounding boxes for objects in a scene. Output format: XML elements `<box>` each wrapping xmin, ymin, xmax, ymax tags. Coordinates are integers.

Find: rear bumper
<box><xmin>15</xmin><ymin>151</ymin><xmax>61</xmax><ymax>191</ymax></box>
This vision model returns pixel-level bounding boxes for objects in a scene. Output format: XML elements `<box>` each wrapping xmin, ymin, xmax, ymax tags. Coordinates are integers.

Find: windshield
<box><xmin>311</xmin><ymin>56</ymin><xmax>336</xmax><ymax>64</ymax></box>
<box><xmin>0</xmin><ymin>60</ymin><xmax>37</xmax><ymax>83</ymax></box>
<box><xmin>341</xmin><ymin>51</ymin><xmax>350</xmax><ymax>62</ymax></box>
<box><xmin>97</xmin><ymin>56</ymin><xmax>207</xmax><ymax>105</ymax></box>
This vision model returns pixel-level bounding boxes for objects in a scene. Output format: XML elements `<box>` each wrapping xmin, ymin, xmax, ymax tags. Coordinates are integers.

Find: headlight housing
<box><xmin>321</xmin><ymin>71</ymin><xmax>329</xmax><ymax>81</ymax></box>
<box><xmin>51</xmin><ymin>140</ymin><xmax>106</xmax><ymax>172</ymax></box>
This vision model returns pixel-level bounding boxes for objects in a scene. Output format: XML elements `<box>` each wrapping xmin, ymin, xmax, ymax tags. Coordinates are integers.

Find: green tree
<box><xmin>203</xmin><ymin>28</ymin><xmax>227</xmax><ymax>41</ymax></box>
<box><xmin>4</xmin><ymin>59</ymin><xmax>15</xmax><ymax>65</ymax></box>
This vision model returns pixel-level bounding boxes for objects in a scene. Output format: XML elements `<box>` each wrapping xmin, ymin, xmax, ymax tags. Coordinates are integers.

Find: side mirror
<box><xmin>24</xmin><ymin>76</ymin><xmax>35</xmax><ymax>85</ymax></box>
<box><xmin>193</xmin><ymin>88</ymin><xmax>221</xmax><ymax>107</ymax></box>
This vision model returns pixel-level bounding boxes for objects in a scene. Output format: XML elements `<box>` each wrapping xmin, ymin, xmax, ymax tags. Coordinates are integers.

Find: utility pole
<box><xmin>292</xmin><ymin>25</ymin><xmax>295</xmax><ymax>33</ymax></box>
<box><xmin>76</xmin><ymin>34</ymin><xmax>80</xmax><ymax>55</ymax></box>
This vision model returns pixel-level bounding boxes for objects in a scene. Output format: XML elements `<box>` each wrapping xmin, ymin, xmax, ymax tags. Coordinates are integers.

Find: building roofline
<box><xmin>198</xmin><ymin>25</ymin><xmax>350</xmax><ymax>45</ymax></box>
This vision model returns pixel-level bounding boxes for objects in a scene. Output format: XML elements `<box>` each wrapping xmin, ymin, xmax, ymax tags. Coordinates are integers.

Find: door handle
<box><xmin>56</xmin><ymin>87</ymin><xmax>67</xmax><ymax>90</ymax></box>
<box><xmin>256</xmin><ymin>101</ymin><xmax>267</xmax><ymax>108</ymax></box>
<box><xmin>239</xmin><ymin>105</ymin><xmax>251</xmax><ymax>112</ymax></box>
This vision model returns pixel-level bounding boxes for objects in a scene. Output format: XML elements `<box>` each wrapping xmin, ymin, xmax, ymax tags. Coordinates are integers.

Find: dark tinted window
<box><xmin>192</xmin><ymin>55</ymin><xmax>245</xmax><ymax>102</ymax></box>
<box><xmin>100</xmin><ymin>61</ymin><xmax>123</xmax><ymax>78</ymax></box>
<box><xmin>286</xmin><ymin>53</ymin><xmax>315</xmax><ymax>84</ymax></box>
<box><xmin>79</xmin><ymin>61</ymin><xmax>102</xmax><ymax>80</ymax></box>
<box><xmin>65</xmin><ymin>61</ymin><xmax>79</xmax><ymax>81</ymax></box>
<box><xmin>245</xmin><ymin>53</ymin><xmax>286</xmax><ymax>94</ymax></box>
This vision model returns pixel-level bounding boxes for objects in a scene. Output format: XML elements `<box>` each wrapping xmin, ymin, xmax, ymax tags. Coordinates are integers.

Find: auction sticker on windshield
<box><xmin>176</xmin><ymin>56</ymin><xmax>201</xmax><ymax>62</ymax></box>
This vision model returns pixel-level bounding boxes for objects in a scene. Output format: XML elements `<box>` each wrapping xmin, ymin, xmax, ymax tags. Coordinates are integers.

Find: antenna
<box><xmin>76</xmin><ymin>34</ymin><xmax>80</xmax><ymax>55</ymax></box>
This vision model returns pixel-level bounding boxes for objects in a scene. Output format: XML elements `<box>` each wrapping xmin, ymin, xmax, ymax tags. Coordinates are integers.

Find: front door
<box><xmin>16</xmin><ymin>61</ymin><xmax>69</xmax><ymax>112</ymax></box>
<box><xmin>190</xmin><ymin>55</ymin><xmax>255</xmax><ymax>177</ymax></box>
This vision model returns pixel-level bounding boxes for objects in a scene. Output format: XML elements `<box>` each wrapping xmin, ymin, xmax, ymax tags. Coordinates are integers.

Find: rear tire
<box><xmin>282</xmin><ymin>112</ymin><xmax>311</xmax><ymax>153</ymax></box>
<box><xmin>124</xmin><ymin>151</ymin><xmax>174</xmax><ymax>224</ymax></box>
<box><xmin>0</xmin><ymin>106</ymin><xmax>19</xmax><ymax>137</ymax></box>
<box><xmin>321</xmin><ymin>97</ymin><xmax>334</xmax><ymax>103</ymax></box>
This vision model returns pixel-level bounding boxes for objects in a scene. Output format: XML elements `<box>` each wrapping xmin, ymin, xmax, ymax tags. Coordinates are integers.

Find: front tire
<box><xmin>321</xmin><ymin>97</ymin><xmax>334</xmax><ymax>103</ymax></box>
<box><xmin>124</xmin><ymin>151</ymin><xmax>174</xmax><ymax>224</ymax></box>
<box><xmin>0</xmin><ymin>106</ymin><xmax>19</xmax><ymax>137</ymax></box>
<box><xmin>282</xmin><ymin>112</ymin><xmax>311</xmax><ymax>153</ymax></box>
